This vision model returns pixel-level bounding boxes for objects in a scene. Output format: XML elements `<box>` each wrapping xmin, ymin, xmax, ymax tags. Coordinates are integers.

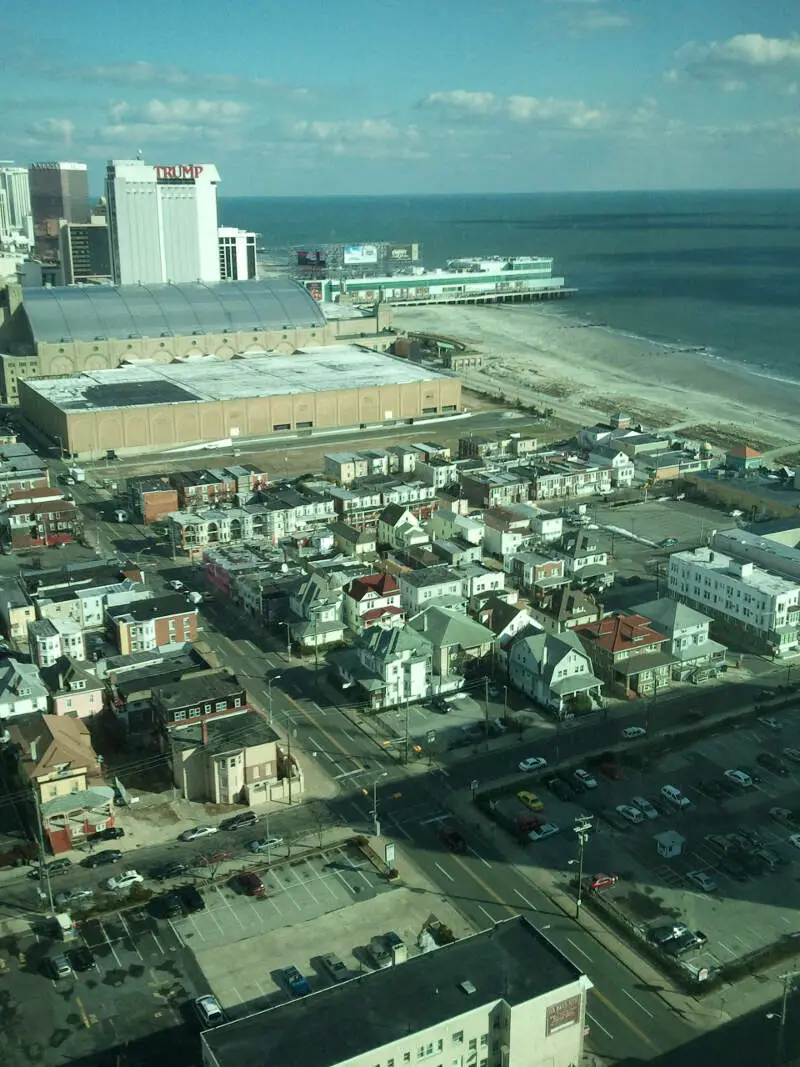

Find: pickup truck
<box><xmin>284</xmin><ymin>965</ymin><xmax>311</xmax><ymax>997</ymax></box>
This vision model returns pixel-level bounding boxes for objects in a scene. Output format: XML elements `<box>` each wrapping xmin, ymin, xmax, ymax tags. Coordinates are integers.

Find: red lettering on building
<box><xmin>155</xmin><ymin>165</ymin><xmax>204</xmax><ymax>181</ymax></box>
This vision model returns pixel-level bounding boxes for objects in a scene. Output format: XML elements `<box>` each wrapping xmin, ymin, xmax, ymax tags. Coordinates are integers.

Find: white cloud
<box><xmin>576</xmin><ymin>10</ymin><xmax>630</xmax><ymax>29</ymax></box>
<box><xmin>671</xmin><ymin>33</ymin><xmax>800</xmax><ymax>86</ymax></box>
<box><xmin>26</xmin><ymin>117</ymin><xmax>75</xmax><ymax>146</ymax></box>
<box><xmin>423</xmin><ymin>90</ymin><xmax>609</xmax><ymax>128</ymax></box>
<box><xmin>106</xmin><ymin>98</ymin><xmax>248</xmax><ymax>130</ymax></box>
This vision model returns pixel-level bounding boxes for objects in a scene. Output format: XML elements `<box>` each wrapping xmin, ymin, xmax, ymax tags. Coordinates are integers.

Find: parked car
<box><xmin>736</xmin><ymin>826</ymin><xmax>763</xmax><ymax>848</ymax></box>
<box><xmin>105</xmin><ymin>869</ymin><xmax>144</xmax><ymax>892</ymax></box>
<box><xmin>589</xmin><ymin>872</ymin><xmax>619</xmax><ymax>891</ymax></box>
<box><xmin>69</xmin><ymin>946</ymin><xmax>97</xmax><ymax>972</ymax></box>
<box><xmin>151</xmin><ymin>861</ymin><xmax>190</xmax><ymax>881</ymax></box>
<box><xmin>661</xmin><ymin>784</ymin><xmax>691</xmax><ymax>809</ymax></box>
<box><xmin>659</xmin><ymin>537</ymin><xmax>678</xmax><ymax>548</ymax></box>
<box><xmin>755</xmin><ymin>846</ymin><xmax>786</xmax><ymax>869</ymax></box>
<box><xmin>179</xmin><ymin>825</ymin><xmax>219</xmax><ymax>841</ymax></box>
<box><xmin>88</xmin><ymin>826</ymin><xmax>125</xmax><ymax>842</ymax></box>
<box><xmin>615</xmin><ymin>804</ymin><xmax>644</xmax><ymax>825</ymax></box>
<box><xmin>28</xmin><ymin>857</ymin><xmax>73</xmax><ymax>880</ymax></box>
<box><xmin>168</xmin><ymin>579</ymin><xmax>185</xmax><ymax>592</ymax></box>
<box><xmin>648</xmin><ymin>922</ymin><xmax>689</xmax><ymax>945</ymax></box>
<box><xmin>788</xmin><ymin>834</ymin><xmax>800</xmax><ymax>850</ymax></box>
<box><xmin>783</xmin><ymin>747</ymin><xmax>800</xmax><ymax>764</ymax></box>
<box><xmin>320</xmin><ymin>952</ymin><xmax>349</xmax><ymax>982</ymax></box>
<box><xmin>596</xmin><ymin>808</ymin><xmax>630</xmax><ymax>833</ymax></box>
<box><xmin>237</xmin><ymin>872</ymin><xmax>265</xmax><ymax>897</ymax></box>
<box><xmin>769</xmin><ymin>806</ymin><xmax>798</xmax><ymax>827</ymax></box>
<box><xmin>735</xmin><ymin>850</ymin><xmax>767</xmax><ymax>876</ymax></box>
<box><xmin>517</xmin><ymin>791</ymin><xmax>544</xmax><ymax>811</ymax></box>
<box><xmin>81</xmin><ymin>849</ymin><xmax>122</xmax><ymax>869</ymax></box>
<box><xmin>621</xmin><ymin>726</ymin><xmax>647</xmax><ymax>740</ymax></box>
<box><xmin>194</xmin><ymin>994</ymin><xmax>226</xmax><ymax>1028</ymax></box>
<box><xmin>662</xmin><ymin>931</ymin><xmax>707</xmax><ymax>957</ymax></box>
<box><xmin>736</xmin><ymin>764</ymin><xmax>764</xmax><ymax>784</ymax></box>
<box><xmin>698</xmin><ymin>779</ymin><xmax>727</xmax><ymax>800</ymax></box>
<box><xmin>220</xmin><ymin>811</ymin><xmax>258</xmax><ymax>831</ymax></box>
<box><xmin>631</xmin><ymin>796</ymin><xmax>658</xmax><ymax>820</ymax></box>
<box><xmin>723</xmin><ymin>769</ymin><xmax>754</xmax><ymax>789</ymax></box>
<box><xmin>248</xmin><ymin>836</ymin><xmax>284</xmax><ymax>854</ymax></box>
<box><xmin>705</xmin><ymin>834</ymin><xmax>730</xmax><ymax>856</ymax></box>
<box><xmin>54</xmin><ymin>888</ymin><xmax>94</xmax><ymax>908</ymax></box>
<box><xmin>518</xmin><ymin>757</ymin><xmax>548</xmax><ymax>773</ymax></box>
<box><xmin>45</xmin><ymin>953</ymin><xmax>73</xmax><ymax>980</ymax></box>
<box><xmin>438</xmin><ymin>827</ymin><xmax>467</xmax><ymax>852</ymax></box>
<box><xmin>284</xmin><ymin>965</ymin><xmax>311</xmax><ymax>996</ymax></box>
<box><xmin>545</xmin><ymin>778</ymin><xmax>572</xmax><ymax>802</ymax></box>
<box><xmin>687</xmin><ymin>870</ymin><xmax>717</xmax><ymax>893</ymax></box>
<box><xmin>574</xmin><ymin>769</ymin><xmax>598</xmax><ymax>789</ymax></box>
<box><xmin>718</xmin><ymin>855</ymin><xmax>748</xmax><ymax>882</ymax></box>
<box><xmin>528</xmin><ymin>823</ymin><xmax>560</xmax><ymax>841</ymax></box>
<box><xmin>153</xmin><ymin>892</ymin><xmax>184</xmax><ymax>918</ymax></box>
<box><xmin>757</xmin><ymin>752</ymin><xmax>789</xmax><ymax>776</ymax></box>
<box><xmin>179</xmin><ymin>885</ymin><xmax>206</xmax><ymax>912</ymax></box>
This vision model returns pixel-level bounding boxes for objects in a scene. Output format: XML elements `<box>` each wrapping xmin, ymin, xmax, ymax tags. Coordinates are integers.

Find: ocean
<box><xmin>218</xmin><ymin>190</ymin><xmax>800</xmax><ymax>385</ymax></box>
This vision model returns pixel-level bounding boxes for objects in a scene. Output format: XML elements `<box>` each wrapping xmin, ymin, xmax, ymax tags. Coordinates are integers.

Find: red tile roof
<box><xmin>346</xmin><ymin>573</ymin><xmax>399</xmax><ymax>602</ymax></box>
<box><xmin>574</xmin><ymin>613</ymin><xmax>667</xmax><ymax>654</ymax></box>
<box><xmin>362</xmin><ymin>605</ymin><xmax>406</xmax><ymax>623</ymax></box>
<box><xmin>728</xmin><ymin>444</ymin><xmax>762</xmax><ymax>459</ymax></box>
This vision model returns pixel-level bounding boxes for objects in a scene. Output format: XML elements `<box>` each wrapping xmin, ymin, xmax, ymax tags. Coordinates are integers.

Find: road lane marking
<box><xmin>420</xmin><ymin>815</ymin><xmax>449</xmax><ymax>825</ymax></box>
<box><xmin>591</xmin><ymin>989</ymin><xmax>654</xmax><ymax>1049</ymax></box>
<box><xmin>434</xmin><ymin>862</ymin><xmax>455</xmax><ymax>882</ymax></box>
<box><xmin>75</xmin><ymin>996</ymin><xmax>91</xmax><ymax>1028</ymax></box>
<box><xmin>283</xmin><ymin>691</ymin><xmax>365</xmax><ymax>768</ymax></box>
<box><xmin>469</xmin><ymin>846</ymin><xmax>492</xmax><ymax>869</ymax></box>
<box><xmin>334</xmin><ymin>769</ymin><xmax>365</xmax><ymax>779</ymax></box>
<box><xmin>586</xmin><ymin>1011</ymin><xmax>613</xmax><ymax>1040</ymax></box>
<box><xmin>566</xmin><ymin>936</ymin><xmax>593</xmax><ymax>962</ymax></box>
<box><xmin>387</xmin><ymin>814</ymin><xmax>413</xmax><ymax>840</ymax></box>
<box><xmin>513</xmin><ymin>888</ymin><xmax>538</xmax><ymax>911</ymax></box>
<box><xmin>622</xmin><ymin>988</ymin><xmax>654</xmax><ymax>1019</ymax></box>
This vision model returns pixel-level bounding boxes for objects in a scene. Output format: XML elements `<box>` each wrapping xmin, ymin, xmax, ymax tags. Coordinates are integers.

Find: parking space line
<box><xmin>468</xmin><ymin>846</ymin><xmax>491</xmax><ymax>869</ymax></box>
<box><xmin>386</xmin><ymin>814</ymin><xmax>412</xmax><ymax>840</ymax></box>
<box><xmin>513</xmin><ymin>888</ymin><xmax>538</xmax><ymax>911</ymax></box>
<box><xmin>101</xmin><ymin>921</ymin><xmax>122</xmax><ymax>966</ymax></box>
<box><xmin>434</xmin><ymin>862</ymin><xmax>455</xmax><ymax>882</ymax></box>
<box><xmin>118</xmin><ymin>914</ymin><xmax>143</xmax><ymax>960</ymax></box>
<box><xmin>716</xmin><ymin>942</ymin><xmax>736</xmax><ymax>957</ymax></box>
<box><xmin>477</xmin><ymin>904</ymin><xmax>497</xmax><ymax>924</ymax></box>
<box><xmin>218</xmin><ymin>888</ymin><xmax>246</xmax><ymax>926</ymax></box>
<box><xmin>586</xmin><ymin>1011</ymin><xmax>613</xmax><ymax>1040</ymax></box>
<box><xmin>622</xmin><ymin>988</ymin><xmax>654</xmax><ymax>1019</ymax></box>
<box><xmin>167</xmin><ymin>918</ymin><xmax>185</xmax><ymax>945</ymax></box>
<box><xmin>315</xmin><ymin>868</ymin><xmax>341</xmax><ymax>900</ymax></box>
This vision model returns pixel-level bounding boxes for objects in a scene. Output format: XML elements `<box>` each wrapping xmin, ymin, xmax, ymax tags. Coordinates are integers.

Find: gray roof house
<box><xmin>0</xmin><ymin>658</ymin><xmax>49</xmax><ymax>720</ymax></box>
<box><xmin>408</xmin><ymin>606</ymin><xmax>495</xmax><ymax>688</ymax></box>
<box><xmin>509</xmin><ymin>630</ymin><xmax>603</xmax><ymax>719</ymax></box>
<box><xmin>631</xmin><ymin>597</ymin><xmax>727</xmax><ymax>681</ymax></box>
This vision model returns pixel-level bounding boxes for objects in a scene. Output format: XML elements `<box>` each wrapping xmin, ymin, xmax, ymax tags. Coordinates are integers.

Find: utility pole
<box><xmin>404</xmin><ymin>700</ymin><xmax>410</xmax><ymax>766</ymax></box>
<box><xmin>573</xmin><ymin>814</ymin><xmax>593</xmax><ymax>921</ymax></box>
<box><xmin>286</xmin><ymin>720</ymin><xmax>293</xmax><ymax>807</ymax></box>
<box><xmin>483</xmin><ymin>676</ymin><xmax>490</xmax><ymax>749</ymax></box>
<box><xmin>32</xmin><ymin>783</ymin><xmax>54</xmax><ymax>914</ymax></box>
<box><xmin>772</xmin><ymin>971</ymin><xmax>800</xmax><ymax>1066</ymax></box>
<box><xmin>266</xmin><ymin>673</ymin><xmax>282</xmax><ymax>727</ymax></box>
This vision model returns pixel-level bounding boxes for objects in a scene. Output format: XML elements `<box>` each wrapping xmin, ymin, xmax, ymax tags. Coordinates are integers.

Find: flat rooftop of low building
<box><xmin>171</xmin><ymin>709</ymin><xmax>279</xmax><ymax>754</ymax></box>
<box><xmin>201</xmin><ymin>917</ymin><xmax>583</xmax><ymax>1067</ymax></box>
<box><xmin>20</xmin><ymin>346</ymin><xmax>454</xmax><ymax>413</ymax></box>
<box><xmin>107</xmin><ymin>592</ymin><xmax>190</xmax><ymax>621</ymax></box>
<box><xmin>154</xmin><ymin>669</ymin><xmax>242</xmax><ymax>709</ymax></box>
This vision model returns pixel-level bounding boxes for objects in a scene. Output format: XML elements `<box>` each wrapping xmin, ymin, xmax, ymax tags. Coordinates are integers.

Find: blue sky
<box><xmin>4</xmin><ymin>0</ymin><xmax>800</xmax><ymax>195</ymax></box>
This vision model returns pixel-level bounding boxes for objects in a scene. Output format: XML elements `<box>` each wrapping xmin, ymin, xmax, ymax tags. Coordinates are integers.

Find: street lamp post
<box><xmin>767</xmin><ymin>970</ymin><xmax>800</xmax><ymax>1066</ymax></box>
<box><xmin>362</xmin><ymin>772</ymin><xmax>388</xmax><ymax>837</ymax></box>
<box><xmin>266</xmin><ymin>673</ymin><xmax>283</xmax><ymax>726</ymax></box>
<box><xmin>573</xmin><ymin>814</ymin><xmax>593</xmax><ymax>921</ymax></box>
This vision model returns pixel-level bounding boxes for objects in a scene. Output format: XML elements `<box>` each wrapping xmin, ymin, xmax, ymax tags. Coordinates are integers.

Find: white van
<box><xmin>661</xmin><ymin>784</ymin><xmax>691</xmax><ymax>810</ymax></box>
<box><xmin>53</xmin><ymin>912</ymin><xmax>78</xmax><ymax>941</ymax></box>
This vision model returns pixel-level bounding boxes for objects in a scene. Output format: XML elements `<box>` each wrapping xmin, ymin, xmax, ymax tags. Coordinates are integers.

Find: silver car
<box><xmin>248</xmin><ymin>835</ymin><xmax>284</xmax><ymax>854</ymax></box>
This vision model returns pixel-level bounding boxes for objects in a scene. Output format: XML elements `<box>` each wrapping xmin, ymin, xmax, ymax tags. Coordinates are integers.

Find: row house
<box><xmin>232</xmin><ymin>567</ymin><xmax>304</xmax><ymax>624</ymax></box>
<box><xmin>332</xmin><ymin>626</ymin><xmax>432</xmax><ymax>710</ymax></box>
<box><xmin>585</xmin><ymin>447</ymin><xmax>635</xmax><ymax>487</ymax></box>
<box><xmin>259</xmin><ymin>486</ymin><xmax>336</xmax><ymax>537</ymax></box>
<box><xmin>507</xmin><ymin>552</ymin><xmax>568</xmax><ymax>595</ymax></box>
<box><xmin>288</xmin><ymin>573</ymin><xmax>345</xmax><ymax>650</ymax></box>
<box><xmin>458</xmin><ymin>562</ymin><xmax>505</xmax><ymax>602</ymax></box>
<box><xmin>0</xmin><ymin>582</ymin><xmax>35</xmax><ymax>646</ymax></box>
<box><xmin>127</xmin><ymin>477</ymin><xmax>179</xmax><ymax>524</ymax></box>
<box><xmin>668</xmin><ymin>546</ymin><xmax>800</xmax><ymax>656</ymax></box>
<box><xmin>322</xmin><ymin>484</ymin><xmax>384</xmax><ymax>528</ymax></box>
<box><xmin>555</xmin><ymin>531</ymin><xmax>613</xmax><ymax>587</ymax></box>
<box><xmin>323</xmin><ymin>450</ymin><xmax>391</xmax><ymax>485</ymax></box>
<box><xmin>342</xmin><ymin>572</ymin><xmax>405</xmax><ymax>634</ymax></box>
<box><xmin>203</xmin><ymin>542</ymin><xmax>286</xmax><ymax>598</ymax></box>
<box><xmin>171</xmin><ymin>465</ymin><xmax>268</xmax><ymax>508</ymax></box>
<box><xmin>370</xmin><ymin>478</ymin><xmax>436</xmax><ymax>516</ymax></box>
<box><xmin>40</xmin><ymin>656</ymin><xmax>105</xmax><ymax>718</ymax></box>
<box><xmin>574</xmin><ymin>612</ymin><xmax>674</xmax><ymax>698</ymax></box>
<box><xmin>8</xmin><ymin>713</ymin><xmax>113</xmax><ymax>853</ymax></box>
<box><xmin>523</xmin><ymin>459</ymin><xmax>612</xmax><ymax>501</ymax></box>
<box><xmin>458</xmin><ymin>433</ymin><xmax>538</xmax><ymax>461</ymax></box>
<box><xmin>0</xmin><ymin>443</ymin><xmax>50</xmax><ymax>502</ymax></box>
<box><xmin>415</xmin><ymin>456</ymin><xmax>460</xmax><ymax>490</ymax></box>
<box><xmin>107</xmin><ymin>594</ymin><xmax>199</xmax><ymax>655</ymax></box>
<box><xmin>388</xmin><ymin>444</ymin><xmax>418</xmax><ymax>474</ymax></box>
<box><xmin>154</xmin><ymin>670</ymin><xmax>247</xmax><ymax>730</ymax></box>
<box><xmin>432</xmin><ymin>538</ymin><xmax>482</xmax><ymax>568</ymax></box>
<box><xmin>37</xmin><ymin>579</ymin><xmax>152</xmax><ymax>631</ymax></box>
<box><xmin>460</xmin><ymin>469</ymin><xmax>530</xmax><ymax>509</ymax></box>
<box><xmin>408</xmin><ymin>606</ymin><xmax>494</xmax><ymax>687</ymax></box>
<box><xmin>397</xmin><ymin>564</ymin><xmax>464</xmax><ymax>613</ymax></box>
<box><xmin>28</xmin><ymin>617</ymin><xmax>85</xmax><ymax>667</ymax></box>
<box><xmin>1</xmin><ymin>499</ymin><xmax>80</xmax><ymax>550</ymax></box>
<box><xmin>6</xmin><ymin>486</ymin><xmax>65</xmax><ymax>509</ymax></box>
<box><xmin>168</xmin><ymin>497</ymin><xmax>335</xmax><ymax>558</ymax></box>
<box><xmin>528</xmin><ymin>585</ymin><xmax>603</xmax><ymax>635</ymax></box>
<box><xmin>483</xmin><ymin>507</ymin><xmax>533</xmax><ymax>558</ymax></box>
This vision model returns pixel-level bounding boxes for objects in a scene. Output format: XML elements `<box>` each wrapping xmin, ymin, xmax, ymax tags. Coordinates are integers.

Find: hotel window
<box><xmin>480</xmin><ymin>1036</ymin><xmax>488</xmax><ymax>1046</ymax></box>
<box><xmin>452</xmin><ymin>1032</ymin><xmax>464</xmax><ymax>1045</ymax></box>
<box><xmin>403</xmin><ymin>1055</ymin><xmax>411</xmax><ymax>1064</ymax></box>
<box><xmin>215</xmin><ymin>701</ymin><xmax>226</xmax><ymax>711</ymax></box>
<box><xmin>468</xmin><ymin>1040</ymin><xmax>477</xmax><ymax>1052</ymax></box>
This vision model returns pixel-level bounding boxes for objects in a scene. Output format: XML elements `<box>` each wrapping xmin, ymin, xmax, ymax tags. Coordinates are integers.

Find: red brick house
<box><xmin>342</xmin><ymin>572</ymin><xmax>406</xmax><ymax>633</ymax></box>
<box><xmin>573</xmin><ymin>612</ymin><xmax>674</xmax><ymax>697</ymax></box>
<box><xmin>127</xmin><ymin>477</ymin><xmax>179</xmax><ymax>524</ymax></box>
<box><xmin>106</xmin><ymin>593</ymin><xmax>198</xmax><ymax>655</ymax></box>
<box><xmin>1</xmin><ymin>499</ymin><xmax>80</xmax><ymax>549</ymax></box>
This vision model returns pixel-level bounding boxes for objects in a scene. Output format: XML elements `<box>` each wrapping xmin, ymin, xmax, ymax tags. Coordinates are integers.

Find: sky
<box><xmin>3</xmin><ymin>0</ymin><xmax>800</xmax><ymax>196</ymax></box>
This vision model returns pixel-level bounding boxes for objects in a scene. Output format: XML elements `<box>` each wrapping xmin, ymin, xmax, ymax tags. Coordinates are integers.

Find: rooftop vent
<box><xmin>459</xmin><ymin>980</ymin><xmax>477</xmax><ymax>995</ymax></box>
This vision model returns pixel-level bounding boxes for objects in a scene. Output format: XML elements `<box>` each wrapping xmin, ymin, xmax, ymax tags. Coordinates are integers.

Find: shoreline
<box><xmin>393</xmin><ymin>302</ymin><xmax>800</xmax><ymax>449</ymax></box>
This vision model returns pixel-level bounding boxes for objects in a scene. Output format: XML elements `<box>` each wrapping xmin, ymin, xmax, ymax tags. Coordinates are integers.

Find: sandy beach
<box><xmin>393</xmin><ymin>303</ymin><xmax>800</xmax><ymax>452</ymax></box>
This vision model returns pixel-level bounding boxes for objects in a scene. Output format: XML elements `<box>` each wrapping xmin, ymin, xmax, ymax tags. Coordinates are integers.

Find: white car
<box><xmin>631</xmin><ymin>796</ymin><xmax>658</xmax><ymax>820</ymax></box>
<box><xmin>105</xmin><ymin>869</ymin><xmax>144</xmax><ymax>892</ymax></box>
<box><xmin>758</xmin><ymin>716</ymin><xmax>781</xmax><ymax>731</ymax></box>
<box><xmin>248</xmin><ymin>835</ymin><xmax>284</xmax><ymax>854</ymax></box>
<box><xmin>168</xmin><ymin>579</ymin><xmax>185</xmax><ymax>591</ymax></box>
<box><xmin>528</xmin><ymin>823</ymin><xmax>560</xmax><ymax>842</ymax></box>
<box><xmin>615</xmin><ymin>804</ymin><xmax>644</xmax><ymax>825</ymax></box>
<box><xmin>574</xmin><ymin>769</ymin><xmax>598</xmax><ymax>789</ymax></box>
<box><xmin>724</xmin><ymin>769</ymin><xmax>754</xmax><ymax>788</ymax></box>
<box><xmin>783</xmin><ymin>747</ymin><xmax>800</xmax><ymax>764</ymax></box>
<box><xmin>687</xmin><ymin>870</ymin><xmax>718</xmax><ymax>893</ymax></box>
<box><xmin>661</xmin><ymin>784</ymin><xmax>691</xmax><ymax>809</ymax></box>
<box><xmin>179</xmin><ymin>825</ymin><xmax>219</xmax><ymax>841</ymax></box>
<box><xmin>194</xmin><ymin>994</ymin><xmax>226</xmax><ymax>1028</ymax></box>
<box><xmin>622</xmin><ymin>726</ymin><xmax>647</xmax><ymax>740</ymax></box>
<box><xmin>518</xmin><ymin>757</ymin><xmax>548</xmax><ymax>773</ymax></box>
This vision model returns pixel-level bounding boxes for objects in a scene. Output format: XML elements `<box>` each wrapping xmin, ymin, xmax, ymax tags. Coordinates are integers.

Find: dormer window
<box><xmin>69</xmin><ymin>680</ymin><xmax>86</xmax><ymax>691</ymax></box>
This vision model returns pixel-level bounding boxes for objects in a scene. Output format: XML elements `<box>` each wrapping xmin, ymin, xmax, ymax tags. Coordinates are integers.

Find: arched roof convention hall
<box><xmin>18</xmin><ymin>279</ymin><xmax>326</xmax><ymax>345</ymax></box>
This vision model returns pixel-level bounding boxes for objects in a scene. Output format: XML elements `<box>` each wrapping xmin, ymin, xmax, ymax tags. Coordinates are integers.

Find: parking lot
<box><xmin>492</xmin><ymin>706</ymin><xmax>800</xmax><ymax>978</ymax></box>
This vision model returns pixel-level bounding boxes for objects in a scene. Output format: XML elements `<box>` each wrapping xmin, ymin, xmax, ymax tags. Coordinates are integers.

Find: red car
<box><xmin>589</xmin><ymin>873</ymin><xmax>619</xmax><ymax>891</ymax></box>
<box><xmin>238</xmin><ymin>872</ymin><xmax>265</xmax><ymax>897</ymax></box>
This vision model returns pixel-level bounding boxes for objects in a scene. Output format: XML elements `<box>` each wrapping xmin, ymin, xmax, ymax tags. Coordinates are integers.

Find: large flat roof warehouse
<box><xmin>20</xmin><ymin>346</ymin><xmax>451</xmax><ymax>412</ymax></box>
